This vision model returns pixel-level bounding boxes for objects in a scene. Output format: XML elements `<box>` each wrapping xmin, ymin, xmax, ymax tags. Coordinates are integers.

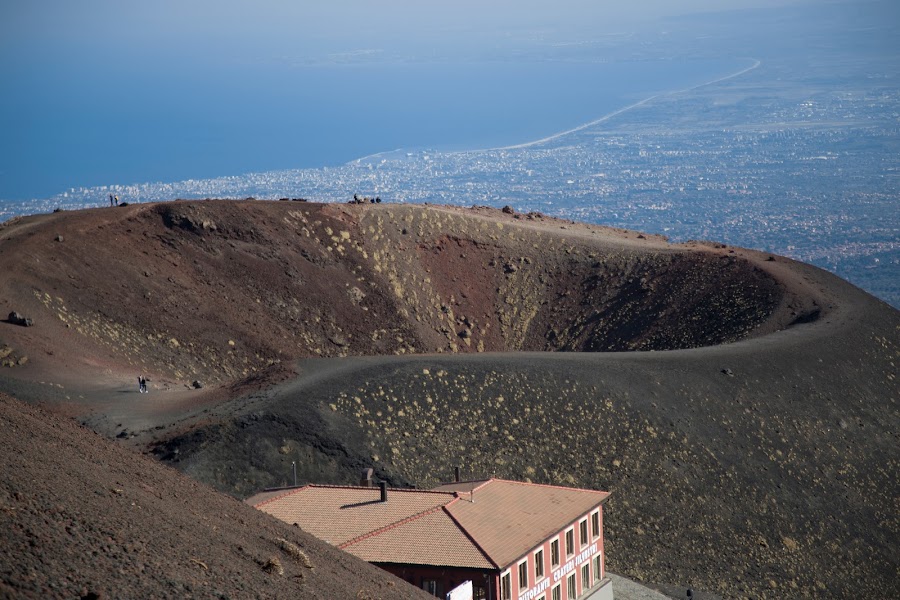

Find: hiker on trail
<box><xmin>109</xmin><ymin>193</ymin><xmax>114</xmax><ymax>207</ymax></box>
<box><xmin>114</xmin><ymin>195</ymin><xmax>119</xmax><ymax>206</ymax></box>
<box><xmin>138</xmin><ymin>375</ymin><xmax>147</xmax><ymax>393</ymax></box>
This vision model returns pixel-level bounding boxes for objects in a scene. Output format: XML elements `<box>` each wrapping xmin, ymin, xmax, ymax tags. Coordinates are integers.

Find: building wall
<box><xmin>378</xmin><ymin>563</ymin><xmax>496</xmax><ymax>599</ymax></box>
<box><xmin>501</xmin><ymin>505</ymin><xmax>607</xmax><ymax>600</ymax></box>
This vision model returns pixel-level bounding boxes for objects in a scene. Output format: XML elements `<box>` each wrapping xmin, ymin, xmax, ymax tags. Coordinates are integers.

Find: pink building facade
<box><xmin>500</xmin><ymin>506</ymin><xmax>608</xmax><ymax>600</ymax></box>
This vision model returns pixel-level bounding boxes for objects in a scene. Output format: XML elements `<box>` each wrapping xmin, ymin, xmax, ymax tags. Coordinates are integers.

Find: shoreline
<box><xmin>350</xmin><ymin>58</ymin><xmax>761</xmax><ymax>163</ymax></box>
<box><xmin>470</xmin><ymin>58</ymin><xmax>761</xmax><ymax>153</ymax></box>
<box><xmin>351</xmin><ymin>58</ymin><xmax>758</xmax><ymax>163</ymax></box>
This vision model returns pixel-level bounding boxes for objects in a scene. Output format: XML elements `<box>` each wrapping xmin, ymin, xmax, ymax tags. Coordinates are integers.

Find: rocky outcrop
<box><xmin>7</xmin><ymin>312</ymin><xmax>32</xmax><ymax>327</ymax></box>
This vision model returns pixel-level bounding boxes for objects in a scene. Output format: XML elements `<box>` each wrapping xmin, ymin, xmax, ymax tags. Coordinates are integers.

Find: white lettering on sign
<box><xmin>517</xmin><ymin>577</ymin><xmax>550</xmax><ymax>600</ymax></box>
<box><xmin>518</xmin><ymin>543</ymin><xmax>598</xmax><ymax>600</ymax></box>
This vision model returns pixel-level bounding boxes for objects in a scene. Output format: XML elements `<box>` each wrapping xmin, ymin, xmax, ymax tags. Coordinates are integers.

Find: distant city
<box><xmin>4</xmin><ymin>3</ymin><xmax>897</xmax><ymax>308</ymax></box>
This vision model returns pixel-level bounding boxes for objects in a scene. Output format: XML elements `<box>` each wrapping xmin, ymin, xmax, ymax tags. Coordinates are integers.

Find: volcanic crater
<box><xmin>0</xmin><ymin>200</ymin><xmax>811</xmax><ymax>382</ymax></box>
<box><xmin>0</xmin><ymin>200</ymin><xmax>896</xmax><ymax>599</ymax></box>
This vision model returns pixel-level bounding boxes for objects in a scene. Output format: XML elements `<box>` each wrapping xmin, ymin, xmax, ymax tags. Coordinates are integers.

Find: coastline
<box><xmin>350</xmin><ymin>58</ymin><xmax>760</xmax><ymax>163</ymax></box>
<box><xmin>4</xmin><ymin>58</ymin><xmax>754</xmax><ymax>207</ymax></box>
<box><xmin>475</xmin><ymin>58</ymin><xmax>761</xmax><ymax>153</ymax></box>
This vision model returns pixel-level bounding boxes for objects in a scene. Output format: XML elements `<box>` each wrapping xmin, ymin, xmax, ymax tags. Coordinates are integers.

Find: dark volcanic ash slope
<box><xmin>0</xmin><ymin>393</ymin><xmax>432</xmax><ymax>600</ymax></box>
<box><xmin>0</xmin><ymin>200</ymin><xmax>801</xmax><ymax>387</ymax></box>
<box><xmin>158</xmin><ymin>302</ymin><xmax>899</xmax><ymax>600</ymax></box>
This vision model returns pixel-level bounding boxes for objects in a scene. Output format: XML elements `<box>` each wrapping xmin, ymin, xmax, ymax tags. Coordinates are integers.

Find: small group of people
<box><xmin>138</xmin><ymin>375</ymin><xmax>148</xmax><ymax>394</ymax></box>
<box><xmin>349</xmin><ymin>194</ymin><xmax>382</xmax><ymax>204</ymax></box>
<box><xmin>109</xmin><ymin>193</ymin><xmax>119</xmax><ymax>206</ymax></box>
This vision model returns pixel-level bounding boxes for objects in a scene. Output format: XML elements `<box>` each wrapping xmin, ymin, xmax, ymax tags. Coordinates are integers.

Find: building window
<box><xmin>579</xmin><ymin>519</ymin><xmax>588</xmax><ymax>547</ymax></box>
<box><xmin>581</xmin><ymin>563</ymin><xmax>590</xmax><ymax>589</ymax></box>
<box><xmin>566</xmin><ymin>573</ymin><xmax>576</xmax><ymax>599</ymax></box>
<box><xmin>591</xmin><ymin>511</ymin><xmax>600</xmax><ymax>539</ymax></box>
<box><xmin>535</xmin><ymin>548</ymin><xmax>545</xmax><ymax>580</ymax></box>
<box><xmin>423</xmin><ymin>579</ymin><xmax>438</xmax><ymax>596</ymax></box>
<box><xmin>594</xmin><ymin>553</ymin><xmax>603</xmax><ymax>583</ymax></box>
<box><xmin>501</xmin><ymin>571</ymin><xmax>512</xmax><ymax>600</ymax></box>
<box><xmin>551</xmin><ymin>538</ymin><xmax>560</xmax><ymax>567</ymax></box>
<box><xmin>565</xmin><ymin>528</ymin><xmax>575</xmax><ymax>557</ymax></box>
<box><xmin>474</xmin><ymin>585</ymin><xmax>487</xmax><ymax>600</ymax></box>
<box><xmin>518</xmin><ymin>559</ymin><xmax>528</xmax><ymax>589</ymax></box>
<box><xmin>551</xmin><ymin>584</ymin><xmax>561</xmax><ymax>600</ymax></box>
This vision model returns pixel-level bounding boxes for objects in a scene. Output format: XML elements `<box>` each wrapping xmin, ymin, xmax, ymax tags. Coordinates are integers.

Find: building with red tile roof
<box><xmin>247</xmin><ymin>478</ymin><xmax>613</xmax><ymax>600</ymax></box>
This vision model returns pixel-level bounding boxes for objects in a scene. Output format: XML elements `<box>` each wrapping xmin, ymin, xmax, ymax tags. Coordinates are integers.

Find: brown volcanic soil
<box><xmin>0</xmin><ymin>392</ymin><xmax>432</xmax><ymax>600</ymax></box>
<box><xmin>0</xmin><ymin>200</ymin><xmax>805</xmax><ymax>389</ymax></box>
<box><xmin>0</xmin><ymin>200</ymin><xmax>897</xmax><ymax>599</ymax></box>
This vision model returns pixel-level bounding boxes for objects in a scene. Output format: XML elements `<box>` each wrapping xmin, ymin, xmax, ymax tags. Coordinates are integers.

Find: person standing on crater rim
<box><xmin>138</xmin><ymin>375</ymin><xmax>147</xmax><ymax>394</ymax></box>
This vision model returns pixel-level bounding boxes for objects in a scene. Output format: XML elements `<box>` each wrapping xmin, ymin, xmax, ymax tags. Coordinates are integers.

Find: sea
<box><xmin>0</xmin><ymin>58</ymin><xmax>741</xmax><ymax>202</ymax></box>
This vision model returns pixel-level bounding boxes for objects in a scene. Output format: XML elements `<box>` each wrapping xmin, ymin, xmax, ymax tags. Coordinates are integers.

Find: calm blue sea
<box><xmin>0</xmin><ymin>58</ymin><xmax>739</xmax><ymax>201</ymax></box>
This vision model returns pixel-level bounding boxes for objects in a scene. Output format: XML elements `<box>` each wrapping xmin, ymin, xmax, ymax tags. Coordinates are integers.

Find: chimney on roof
<box><xmin>360</xmin><ymin>468</ymin><xmax>374</xmax><ymax>487</ymax></box>
<box><xmin>454</xmin><ymin>466</ymin><xmax>461</xmax><ymax>482</ymax></box>
<box><xmin>379</xmin><ymin>481</ymin><xmax>388</xmax><ymax>503</ymax></box>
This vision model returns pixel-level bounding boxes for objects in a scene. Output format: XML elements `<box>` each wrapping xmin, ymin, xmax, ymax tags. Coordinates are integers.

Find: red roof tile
<box><xmin>248</xmin><ymin>485</ymin><xmax>453</xmax><ymax>546</ymax></box>
<box><xmin>435</xmin><ymin>480</ymin><xmax>609</xmax><ymax>568</ymax></box>
<box><xmin>343</xmin><ymin>505</ymin><xmax>495</xmax><ymax>569</ymax></box>
<box><xmin>248</xmin><ymin>479</ymin><xmax>609</xmax><ymax>571</ymax></box>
